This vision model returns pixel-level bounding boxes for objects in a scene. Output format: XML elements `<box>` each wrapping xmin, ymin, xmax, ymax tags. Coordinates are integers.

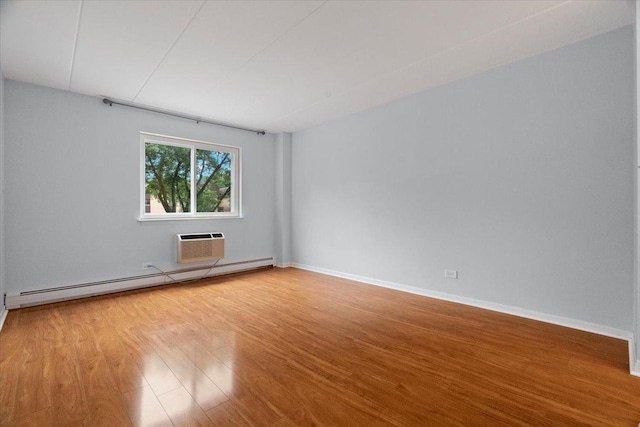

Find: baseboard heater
<box><xmin>6</xmin><ymin>257</ymin><xmax>274</xmax><ymax>309</ymax></box>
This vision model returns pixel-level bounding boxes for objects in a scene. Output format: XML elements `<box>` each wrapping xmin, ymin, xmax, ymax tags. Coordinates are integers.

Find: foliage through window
<box><xmin>140</xmin><ymin>133</ymin><xmax>240</xmax><ymax>219</ymax></box>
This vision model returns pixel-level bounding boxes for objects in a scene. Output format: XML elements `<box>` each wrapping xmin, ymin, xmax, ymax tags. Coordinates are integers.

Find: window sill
<box><xmin>138</xmin><ymin>215</ymin><xmax>242</xmax><ymax>222</ymax></box>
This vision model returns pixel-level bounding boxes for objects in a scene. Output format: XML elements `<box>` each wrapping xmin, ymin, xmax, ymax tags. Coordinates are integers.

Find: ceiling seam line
<box><xmin>67</xmin><ymin>0</ymin><xmax>84</xmax><ymax>91</ymax></box>
<box><xmin>263</xmin><ymin>0</ymin><xmax>574</xmax><ymax>127</ymax></box>
<box><xmin>131</xmin><ymin>0</ymin><xmax>206</xmax><ymax>102</ymax></box>
<box><xmin>212</xmin><ymin>0</ymin><xmax>328</xmax><ymax>90</ymax></box>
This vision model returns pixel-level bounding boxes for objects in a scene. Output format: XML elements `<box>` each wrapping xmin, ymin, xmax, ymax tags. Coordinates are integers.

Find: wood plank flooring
<box><xmin>0</xmin><ymin>267</ymin><xmax>639</xmax><ymax>426</ymax></box>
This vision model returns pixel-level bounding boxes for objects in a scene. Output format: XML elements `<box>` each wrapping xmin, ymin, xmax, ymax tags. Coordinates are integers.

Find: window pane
<box><xmin>195</xmin><ymin>149</ymin><xmax>232</xmax><ymax>213</ymax></box>
<box><xmin>144</xmin><ymin>143</ymin><xmax>191</xmax><ymax>213</ymax></box>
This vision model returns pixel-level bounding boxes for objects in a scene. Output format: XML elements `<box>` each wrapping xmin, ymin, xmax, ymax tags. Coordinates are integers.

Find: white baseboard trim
<box><xmin>630</xmin><ymin>338</ymin><xmax>638</xmax><ymax>376</ymax></box>
<box><xmin>276</xmin><ymin>262</ymin><xmax>292</xmax><ymax>268</ymax></box>
<box><xmin>0</xmin><ymin>309</ymin><xmax>7</xmax><ymax>332</ymax></box>
<box><xmin>292</xmin><ymin>262</ymin><xmax>634</xmax><ymax>350</ymax></box>
<box><xmin>6</xmin><ymin>258</ymin><xmax>274</xmax><ymax>309</ymax></box>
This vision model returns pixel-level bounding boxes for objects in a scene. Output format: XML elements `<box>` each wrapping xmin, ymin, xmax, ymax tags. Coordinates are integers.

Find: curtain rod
<box><xmin>102</xmin><ymin>98</ymin><xmax>266</xmax><ymax>135</ymax></box>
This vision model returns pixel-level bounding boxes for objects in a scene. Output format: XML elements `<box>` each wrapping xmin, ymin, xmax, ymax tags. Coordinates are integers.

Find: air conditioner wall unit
<box><xmin>177</xmin><ymin>232</ymin><xmax>225</xmax><ymax>263</ymax></box>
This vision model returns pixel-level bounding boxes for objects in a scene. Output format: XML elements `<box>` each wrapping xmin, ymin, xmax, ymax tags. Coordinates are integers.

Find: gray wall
<box><xmin>4</xmin><ymin>81</ymin><xmax>276</xmax><ymax>294</ymax></box>
<box><xmin>635</xmin><ymin>1</ymin><xmax>640</xmax><ymax>369</ymax></box>
<box><xmin>292</xmin><ymin>26</ymin><xmax>635</xmax><ymax>331</ymax></box>
<box><xmin>0</xmin><ymin>72</ymin><xmax>5</xmax><ymax>311</ymax></box>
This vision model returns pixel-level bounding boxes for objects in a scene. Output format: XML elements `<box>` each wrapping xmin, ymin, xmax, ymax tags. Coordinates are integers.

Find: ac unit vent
<box><xmin>177</xmin><ymin>232</ymin><xmax>225</xmax><ymax>263</ymax></box>
<box><xmin>181</xmin><ymin>233</ymin><xmax>213</xmax><ymax>240</ymax></box>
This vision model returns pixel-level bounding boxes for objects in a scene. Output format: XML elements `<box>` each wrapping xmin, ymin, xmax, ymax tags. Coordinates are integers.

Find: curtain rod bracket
<box><xmin>101</xmin><ymin>97</ymin><xmax>266</xmax><ymax>135</ymax></box>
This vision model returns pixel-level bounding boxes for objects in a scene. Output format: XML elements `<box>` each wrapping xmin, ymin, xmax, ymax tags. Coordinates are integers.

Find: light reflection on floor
<box><xmin>126</xmin><ymin>385</ymin><xmax>174</xmax><ymax>427</ymax></box>
<box><xmin>134</xmin><ymin>332</ymin><xmax>237</xmax><ymax>424</ymax></box>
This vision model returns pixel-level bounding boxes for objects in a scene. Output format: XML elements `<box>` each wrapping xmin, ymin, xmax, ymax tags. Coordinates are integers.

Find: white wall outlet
<box><xmin>444</xmin><ymin>269</ymin><xmax>458</xmax><ymax>279</ymax></box>
<box><xmin>142</xmin><ymin>262</ymin><xmax>154</xmax><ymax>270</ymax></box>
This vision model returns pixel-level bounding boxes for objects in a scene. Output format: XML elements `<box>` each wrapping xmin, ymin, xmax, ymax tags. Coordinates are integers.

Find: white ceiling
<box><xmin>0</xmin><ymin>0</ymin><xmax>634</xmax><ymax>133</ymax></box>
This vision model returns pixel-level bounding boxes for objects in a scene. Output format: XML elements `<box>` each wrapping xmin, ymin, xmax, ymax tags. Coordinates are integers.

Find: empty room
<box><xmin>1</xmin><ymin>0</ymin><xmax>640</xmax><ymax>426</ymax></box>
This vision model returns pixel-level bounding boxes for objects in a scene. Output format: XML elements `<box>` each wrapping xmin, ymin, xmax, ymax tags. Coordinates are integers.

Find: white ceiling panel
<box><xmin>265</xmin><ymin>0</ymin><xmax>634</xmax><ymax>132</ymax></box>
<box><xmin>233</xmin><ymin>1</ymin><xmax>568</xmax><ymax>127</ymax></box>
<box><xmin>139</xmin><ymin>0</ymin><xmax>567</xmax><ymax>126</ymax></box>
<box><xmin>0</xmin><ymin>0</ymin><xmax>81</xmax><ymax>90</ymax></box>
<box><xmin>70</xmin><ymin>0</ymin><xmax>204</xmax><ymax>100</ymax></box>
<box><xmin>133</xmin><ymin>0</ymin><xmax>323</xmax><ymax>116</ymax></box>
<box><xmin>0</xmin><ymin>0</ymin><xmax>634</xmax><ymax>133</ymax></box>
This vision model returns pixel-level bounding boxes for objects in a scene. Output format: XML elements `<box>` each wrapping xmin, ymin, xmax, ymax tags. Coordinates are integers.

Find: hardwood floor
<box><xmin>0</xmin><ymin>267</ymin><xmax>638</xmax><ymax>426</ymax></box>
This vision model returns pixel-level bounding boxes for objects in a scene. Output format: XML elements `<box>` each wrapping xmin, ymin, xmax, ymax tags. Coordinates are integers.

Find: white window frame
<box><xmin>139</xmin><ymin>132</ymin><xmax>241</xmax><ymax>221</ymax></box>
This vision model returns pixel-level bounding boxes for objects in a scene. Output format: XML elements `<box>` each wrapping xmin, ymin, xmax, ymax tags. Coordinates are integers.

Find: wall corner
<box><xmin>633</xmin><ymin>0</ymin><xmax>640</xmax><ymax>375</ymax></box>
<box><xmin>274</xmin><ymin>132</ymin><xmax>293</xmax><ymax>266</ymax></box>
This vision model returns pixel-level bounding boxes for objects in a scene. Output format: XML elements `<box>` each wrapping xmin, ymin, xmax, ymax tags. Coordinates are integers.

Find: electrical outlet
<box><xmin>142</xmin><ymin>262</ymin><xmax>154</xmax><ymax>270</ymax></box>
<box><xmin>444</xmin><ymin>269</ymin><xmax>458</xmax><ymax>279</ymax></box>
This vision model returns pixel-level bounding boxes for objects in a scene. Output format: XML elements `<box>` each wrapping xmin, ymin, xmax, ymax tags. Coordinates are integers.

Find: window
<box><xmin>140</xmin><ymin>132</ymin><xmax>240</xmax><ymax>220</ymax></box>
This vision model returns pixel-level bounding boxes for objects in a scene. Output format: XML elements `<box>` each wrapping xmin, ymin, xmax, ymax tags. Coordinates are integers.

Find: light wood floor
<box><xmin>0</xmin><ymin>268</ymin><xmax>638</xmax><ymax>426</ymax></box>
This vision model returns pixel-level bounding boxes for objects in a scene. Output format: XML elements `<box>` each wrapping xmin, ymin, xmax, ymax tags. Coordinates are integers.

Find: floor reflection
<box><xmin>135</xmin><ymin>333</ymin><xmax>237</xmax><ymax>424</ymax></box>
<box><xmin>202</xmin><ymin>358</ymin><xmax>234</xmax><ymax>395</ymax></box>
<box><xmin>124</xmin><ymin>385</ymin><xmax>173</xmax><ymax>427</ymax></box>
